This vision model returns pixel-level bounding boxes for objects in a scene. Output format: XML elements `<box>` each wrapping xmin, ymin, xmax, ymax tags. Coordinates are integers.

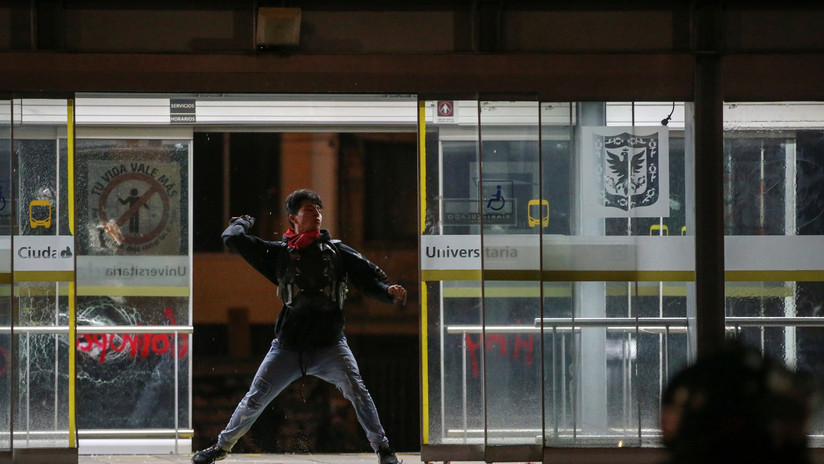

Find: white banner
<box><xmin>422</xmin><ymin>234</ymin><xmax>824</xmax><ymax>274</ymax></box>
<box><xmin>421</xmin><ymin>234</ymin><xmax>541</xmax><ymax>271</ymax></box>
<box><xmin>421</xmin><ymin>234</ymin><xmax>692</xmax><ymax>272</ymax></box>
<box><xmin>725</xmin><ymin>236</ymin><xmax>824</xmax><ymax>271</ymax></box>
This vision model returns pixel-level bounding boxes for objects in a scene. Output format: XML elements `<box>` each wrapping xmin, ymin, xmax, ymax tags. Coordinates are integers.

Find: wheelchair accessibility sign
<box><xmin>443</xmin><ymin>180</ymin><xmax>515</xmax><ymax>225</ymax></box>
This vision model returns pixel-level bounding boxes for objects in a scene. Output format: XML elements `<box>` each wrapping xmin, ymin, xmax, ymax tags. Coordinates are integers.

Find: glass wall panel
<box><xmin>540</xmin><ymin>102</ymin><xmax>693</xmax><ymax>447</ymax></box>
<box><xmin>420</xmin><ymin>100</ymin><xmax>695</xmax><ymax>453</ymax></box>
<box><xmin>479</xmin><ymin>101</ymin><xmax>542</xmax><ymax>446</ymax></box>
<box><xmin>12</xmin><ymin>99</ymin><xmax>75</xmax><ymax>449</ymax></box>
<box><xmin>73</xmin><ymin>135</ymin><xmax>192</xmax><ymax>442</ymax></box>
<box><xmin>0</xmin><ymin>100</ymin><xmax>11</xmax><ymax>453</ymax></box>
<box><xmin>420</xmin><ymin>101</ymin><xmax>484</xmax><ymax>447</ymax></box>
<box><xmin>723</xmin><ymin>102</ymin><xmax>824</xmax><ymax>443</ymax></box>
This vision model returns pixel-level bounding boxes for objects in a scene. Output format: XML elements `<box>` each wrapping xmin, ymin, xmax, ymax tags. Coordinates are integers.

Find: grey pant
<box><xmin>217</xmin><ymin>337</ymin><xmax>389</xmax><ymax>452</ymax></box>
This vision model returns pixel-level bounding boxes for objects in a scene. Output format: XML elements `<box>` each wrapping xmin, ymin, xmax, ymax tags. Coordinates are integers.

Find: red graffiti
<box><xmin>466</xmin><ymin>334</ymin><xmax>481</xmax><ymax>377</ymax></box>
<box><xmin>513</xmin><ymin>332</ymin><xmax>534</xmax><ymax>365</ymax></box>
<box><xmin>76</xmin><ymin>307</ymin><xmax>188</xmax><ymax>363</ymax></box>
<box><xmin>464</xmin><ymin>323</ymin><xmax>534</xmax><ymax>378</ymax></box>
<box><xmin>0</xmin><ymin>346</ymin><xmax>7</xmax><ymax>376</ymax></box>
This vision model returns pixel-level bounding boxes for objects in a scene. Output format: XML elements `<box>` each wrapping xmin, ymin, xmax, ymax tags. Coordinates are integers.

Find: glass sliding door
<box><xmin>478</xmin><ymin>101</ymin><xmax>542</xmax><ymax>454</ymax></box>
<box><xmin>419</xmin><ymin>100</ymin><xmax>485</xmax><ymax>457</ymax></box>
<box><xmin>538</xmin><ymin>102</ymin><xmax>693</xmax><ymax>448</ymax></box>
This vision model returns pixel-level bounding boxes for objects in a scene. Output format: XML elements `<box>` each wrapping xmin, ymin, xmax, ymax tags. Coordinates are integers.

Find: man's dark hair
<box><xmin>285</xmin><ymin>189</ymin><xmax>323</xmax><ymax>223</ymax></box>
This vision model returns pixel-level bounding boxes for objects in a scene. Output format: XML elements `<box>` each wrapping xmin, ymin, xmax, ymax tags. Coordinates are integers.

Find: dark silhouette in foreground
<box><xmin>661</xmin><ymin>340</ymin><xmax>818</xmax><ymax>464</ymax></box>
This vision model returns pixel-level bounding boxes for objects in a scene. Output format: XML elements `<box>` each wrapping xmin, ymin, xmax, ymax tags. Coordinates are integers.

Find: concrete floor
<box><xmin>78</xmin><ymin>453</ymin><xmax>423</xmax><ymax>464</ymax></box>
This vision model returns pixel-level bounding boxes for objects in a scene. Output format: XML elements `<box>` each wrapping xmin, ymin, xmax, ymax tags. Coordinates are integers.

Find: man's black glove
<box><xmin>229</xmin><ymin>215</ymin><xmax>255</xmax><ymax>232</ymax></box>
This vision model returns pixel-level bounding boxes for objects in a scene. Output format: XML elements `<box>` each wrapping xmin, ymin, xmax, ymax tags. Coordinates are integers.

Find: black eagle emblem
<box><xmin>606</xmin><ymin>147</ymin><xmax>646</xmax><ymax>195</ymax></box>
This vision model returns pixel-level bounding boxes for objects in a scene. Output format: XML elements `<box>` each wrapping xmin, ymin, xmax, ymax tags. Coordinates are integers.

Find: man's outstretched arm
<box><xmin>339</xmin><ymin>243</ymin><xmax>406</xmax><ymax>306</ymax></box>
<box><xmin>221</xmin><ymin>215</ymin><xmax>281</xmax><ymax>284</ymax></box>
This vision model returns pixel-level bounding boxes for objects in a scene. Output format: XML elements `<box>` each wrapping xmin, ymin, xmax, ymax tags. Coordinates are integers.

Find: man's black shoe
<box><xmin>192</xmin><ymin>443</ymin><xmax>227</xmax><ymax>464</ymax></box>
<box><xmin>378</xmin><ymin>445</ymin><xmax>401</xmax><ymax>464</ymax></box>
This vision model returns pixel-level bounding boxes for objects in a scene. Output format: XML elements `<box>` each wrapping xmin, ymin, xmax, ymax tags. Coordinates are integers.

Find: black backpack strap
<box><xmin>327</xmin><ymin>240</ymin><xmax>348</xmax><ymax>308</ymax></box>
<box><xmin>276</xmin><ymin>246</ymin><xmax>297</xmax><ymax>305</ymax></box>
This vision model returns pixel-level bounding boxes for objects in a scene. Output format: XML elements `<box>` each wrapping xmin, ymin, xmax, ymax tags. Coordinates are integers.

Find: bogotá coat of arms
<box><xmin>582</xmin><ymin>126</ymin><xmax>670</xmax><ymax>218</ymax></box>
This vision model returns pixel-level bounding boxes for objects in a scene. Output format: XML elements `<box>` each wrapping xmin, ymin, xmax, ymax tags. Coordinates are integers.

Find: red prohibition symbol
<box><xmin>98</xmin><ymin>172</ymin><xmax>171</xmax><ymax>246</ymax></box>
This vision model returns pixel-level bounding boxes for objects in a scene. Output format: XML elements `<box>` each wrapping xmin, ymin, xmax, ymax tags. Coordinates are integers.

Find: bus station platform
<box><xmin>78</xmin><ymin>453</ymin><xmax>424</xmax><ymax>464</ymax></box>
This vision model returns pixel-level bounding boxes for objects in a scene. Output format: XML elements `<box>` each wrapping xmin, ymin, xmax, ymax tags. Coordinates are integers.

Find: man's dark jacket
<box><xmin>222</xmin><ymin>223</ymin><xmax>395</xmax><ymax>350</ymax></box>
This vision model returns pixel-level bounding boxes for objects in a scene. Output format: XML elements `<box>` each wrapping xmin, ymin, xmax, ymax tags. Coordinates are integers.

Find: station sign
<box><xmin>14</xmin><ymin>235</ymin><xmax>75</xmax><ymax>272</ymax></box>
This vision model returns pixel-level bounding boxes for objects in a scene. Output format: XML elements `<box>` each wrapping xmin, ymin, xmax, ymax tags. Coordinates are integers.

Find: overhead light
<box><xmin>256</xmin><ymin>7</ymin><xmax>301</xmax><ymax>50</ymax></box>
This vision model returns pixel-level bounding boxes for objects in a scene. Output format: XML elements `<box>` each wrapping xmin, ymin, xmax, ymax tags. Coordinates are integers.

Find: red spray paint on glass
<box><xmin>464</xmin><ymin>324</ymin><xmax>534</xmax><ymax>378</ymax></box>
<box><xmin>76</xmin><ymin>307</ymin><xmax>188</xmax><ymax>363</ymax></box>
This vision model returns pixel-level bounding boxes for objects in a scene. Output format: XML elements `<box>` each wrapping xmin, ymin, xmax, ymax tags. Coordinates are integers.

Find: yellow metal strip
<box><xmin>0</xmin><ymin>273</ymin><xmax>11</xmax><ymax>284</ymax></box>
<box><xmin>421</xmin><ymin>270</ymin><xmax>483</xmax><ymax>281</ymax></box>
<box><xmin>418</xmin><ymin>101</ymin><xmax>430</xmax><ymax>445</ymax></box>
<box><xmin>543</xmin><ymin>270</ymin><xmax>695</xmax><ymax>282</ymax></box>
<box><xmin>725</xmin><ymin>270</ymin><xmax>824</xmax><ymax>282</ymax></box>
<box><xmin>419</xmin><ymin>100</ymin><xmax>427</xmax><ymax>235</ymax></box>
<box><xmin>606</xmin><ymin>284</ymin><xmax>687</xmax><ymax>297</ymax></box>
<box><xmin>420</xmin><ymin>283</ymin><xmax>430</xmax><ymax>445</ymax></box>
<box><xmin>422</xmin><ymin>269</ymin><xmax>695</xmax><ymax>282</ymax></box>
<box><xmin>68</xmin><ymin>99</ymin><xmax>77</xmax><ymax>448</ymax></box>
<box><xmin>484</xmin><ymin>270</ymin><xmax>543</xmax><ymax>281</ymax></box>
<box><xmin>14</xmin><ymin>270</ymin><xmax>75</xmax><ymax>282</ymax></box>
<box><xmin>441</xmin><ymin>283</ymin><xmax>795</xmax><ymax>299</ymax></box>
<box><xmin>68</xmin><ymin>280</ymin><xmax>77</xmax><ymax>448</ymax></box>
<box><xmin>444</xmin><ymin>286</ymin><xmax>542</xmax><ymax>298</ymax></box>
<box><xmin>428</xmin><ymin>269</ymin><xmax>824</xmax><ymax>283</ymax></box>
<box><xmin>12</xmin><ymin>283</ymin><xmax>69</xmax><ymax>296</ymax></box>
<box><xmin>77</xmin><ymin>286</ymin><xmax>190</xmax><ymax>297</ymax></box>
<box><xmin>443</xmin><ymin>284</ymin><xmax>692</xmax><ymax>298</ymax></box>
<box><xmin>604</xmin><ymin>284</ymin><xmax>793</xmax><ymax>298</ymax></box>
<box><xmin>724</xmin><ymin>286</ymin><xmax>794</xmax><ymax>298</ymax></box>
<box><xmin>426</xmin><ymin>269</ymin><xmax>824</xmax><ymax>283</ymax></box>
<box><xmin>68</xmin><ymin>99</ymin><xmax>75</xmax><ymax>236</ymax></box>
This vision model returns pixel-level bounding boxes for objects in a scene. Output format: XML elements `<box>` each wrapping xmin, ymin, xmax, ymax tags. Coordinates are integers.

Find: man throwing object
<box><xmin>193</xmin><ymin>189</ymin><xmax>406</xmax><ymax>464</ymax></box>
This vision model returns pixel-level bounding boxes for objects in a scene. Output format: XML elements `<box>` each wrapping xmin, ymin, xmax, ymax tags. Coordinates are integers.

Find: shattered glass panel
<box><xmin>14</xmin><ymin>332</ymin><xmax>71</xmax><ymax>447</ymax></box>
<box><xmin>74</xmin><ymin>136</ymin><xmax>191</xmax><ymax>433</ymax></box>
<box><xmin>77</xmin><ymin>296</ymin><xmax>188</xmax><ymax>329</ymax></box>
<box><xmin>76</xmin><ymin>330</ymin><xmax>189</xmax><ymax>429</ymax></box>
<box><xmin>15</xmin><ymin>139</ymin><xmax>62</xmax><ymax>236</ymax></box>
<box><xmin>75</xmin><ymin>139</ymin><xmax>189</xmax><ymax>257</ymax></box>
<box><xmin>13</xmin><ymin>282</ymin><xmax>71</xmax><ymax>449</ymax></box>
<box><xmin>13</xmin><ymin>99</ymin><xmax>72</xmax><ymax>449</ymax></box>
<box><xmin>75</xmin><ymin>295</ymin><xmax>190</xmax><ymax>428</ymax></box>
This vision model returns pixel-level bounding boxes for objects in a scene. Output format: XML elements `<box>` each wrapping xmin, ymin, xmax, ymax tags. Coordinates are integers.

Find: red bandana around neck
<box><xmin>283</xmin><ymin>229</ymin><xmax>321</xmax><ymax>249</ymax></box>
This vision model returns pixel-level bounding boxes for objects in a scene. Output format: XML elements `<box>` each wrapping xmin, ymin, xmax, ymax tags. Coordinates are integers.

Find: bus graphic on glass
<box><xmin>29</xmin><ymin>200</ymin><xmax>52</xmax><ymax>229</ymax></box>
<box><xmin>528</xmin><ymin>199</ymin><xmax>549</xmax><ymax>228</ymax></box>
